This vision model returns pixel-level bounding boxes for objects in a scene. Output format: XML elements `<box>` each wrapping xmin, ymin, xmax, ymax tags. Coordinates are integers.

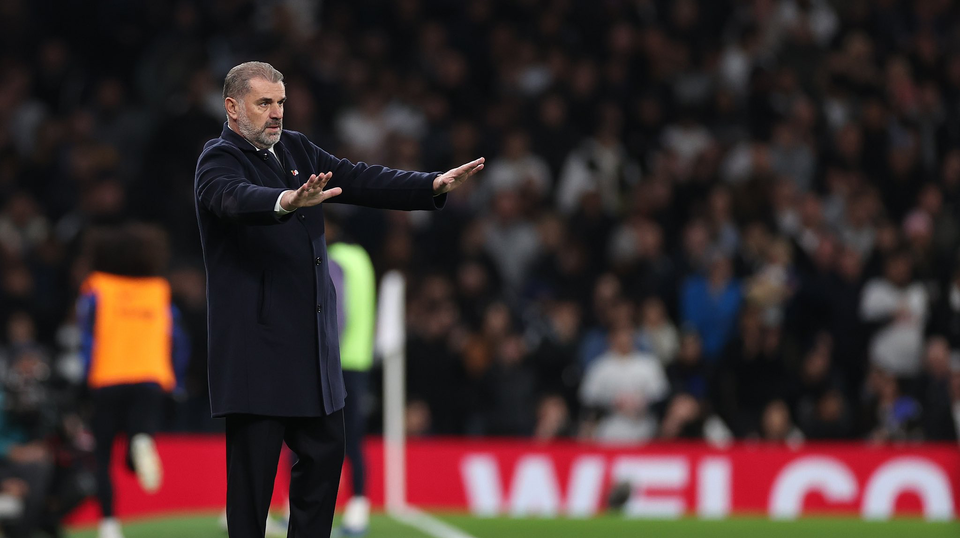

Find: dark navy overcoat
<box><xmin>195</xmin><ymin>124</ymin><xmax>442</xmax><ymax>417</ymax></box>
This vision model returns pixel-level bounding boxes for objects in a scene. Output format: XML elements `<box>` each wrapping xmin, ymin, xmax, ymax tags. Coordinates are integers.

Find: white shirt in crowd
<box><xmin>580</xmin><ymin>349</ymin><xmax>669</xmax><ymax>443</ymax></box>
<box><xmin>860</xmin><ymin>278</ymin><xmax>928</xmax><ymax>377</ymax></box>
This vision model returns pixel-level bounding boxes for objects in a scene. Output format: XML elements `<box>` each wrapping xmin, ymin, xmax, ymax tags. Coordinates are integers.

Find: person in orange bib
<box><xmin>75</xmin><ymin>224</ymin><xmax>189</xmax><ymax>538</ymax></box>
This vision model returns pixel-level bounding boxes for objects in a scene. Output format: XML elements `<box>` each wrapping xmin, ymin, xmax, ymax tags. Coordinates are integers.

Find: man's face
<box><xmin>231</xmin><ymin>77</ymin><xmax>285</xmax><ymax>148</ymax></box>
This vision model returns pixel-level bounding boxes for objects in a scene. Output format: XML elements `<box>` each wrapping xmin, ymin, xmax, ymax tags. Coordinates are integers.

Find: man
<box><xmin>194</xmin><ymin>61</ymin><xmax>482</xmax><ymax>538</ymax></box>
<box><xmin>325</xmin><ymin>215</ymin><xmax>376</xmax><ymax>536</ymax></box>
<box><xmin>77</xmin><ymin>224</ymin><xmax>189</xmax><ymax>538</ymax></box>
<box><xmin>579</xmin><ymin>324</ymin><xmax>669</xmax><ymax>443</ymax></box>
<box><xmin>860</xmin><ymin>250</ymin><xmax>927</xmax><ymax>378</ymax></box>
<box><xmin>0</xmin><ymin>349</ymin><xmax>56</xmax><ymax>538</ymax></box>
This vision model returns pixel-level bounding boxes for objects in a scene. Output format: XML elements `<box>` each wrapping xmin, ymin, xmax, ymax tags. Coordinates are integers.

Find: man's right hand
<box><xmin>279</xmin><ymin>172</ymin><xmax>342</xmax><ymax>211</ymax></box>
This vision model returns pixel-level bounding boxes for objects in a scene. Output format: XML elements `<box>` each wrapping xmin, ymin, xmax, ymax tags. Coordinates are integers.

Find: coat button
<box><xmin>317</xmin><ymin>304</ymin><xmax>322</xmax><ymax>313</ymax></box>
<box><xmin>315</xmin><ymin>257</ymin><xmax>322</xmax><ymax>265</ymax></box>
<box><xmin>299</xmin><ymin>214</ymin><xmax>305</xmax><ymax>220</ymax></box>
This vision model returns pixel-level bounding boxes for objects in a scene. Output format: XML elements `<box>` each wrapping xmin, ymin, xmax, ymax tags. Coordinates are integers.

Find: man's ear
<box><xmin>224</xmin><ymin>97</ymin><xmax>240</xmax><ymax>120</ymax></box>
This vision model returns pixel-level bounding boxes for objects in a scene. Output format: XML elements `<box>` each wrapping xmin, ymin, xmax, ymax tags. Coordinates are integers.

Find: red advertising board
<box><xmin>378</xmin><ymin>440</ymin><xmax>960</xmax><ymax>520</ymax></box>
<box><xmin>66</xmin><ymin>437</ymin><xmax>960</xmax><ymax>523</ymax></box>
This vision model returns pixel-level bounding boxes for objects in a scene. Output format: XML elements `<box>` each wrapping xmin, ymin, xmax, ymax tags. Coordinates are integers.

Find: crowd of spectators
<box><xmin>0</xmin><ymin>2</ymin><xmax>957</xmax><ymax>499</ymax></box>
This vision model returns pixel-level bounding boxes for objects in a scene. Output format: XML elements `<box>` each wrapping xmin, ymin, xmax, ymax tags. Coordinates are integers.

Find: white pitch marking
<box><xmin>389</xmin><ymin>506</ymin><xmax>479</xmax><ymax>538</ymax></box>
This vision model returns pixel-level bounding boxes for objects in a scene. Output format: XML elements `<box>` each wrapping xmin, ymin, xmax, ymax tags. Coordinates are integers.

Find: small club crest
<box><xmin>291</xmin><ymin>170</ymin><xmax>299</xmax><ymax>176</ymax></box>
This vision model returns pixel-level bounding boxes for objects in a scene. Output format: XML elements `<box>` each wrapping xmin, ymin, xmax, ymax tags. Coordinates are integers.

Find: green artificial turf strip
<box><xmin>440</xmin><ymin>514</ymin><xmax>960</xmax><ymax>538</ymax></box>
<box><xmin>66</xmin><ymin>513</ymin><xmax>428</xmax><ymax>538</ymax></box>
<box><xmin>66</xmin><ymin>513</ymin><xmax>960</xmax><ymax>538</ymax></box>
<box><xmin>67</xmin><ymin>514</ymin><xmax>224</xmax><ymax>538</ymax></box>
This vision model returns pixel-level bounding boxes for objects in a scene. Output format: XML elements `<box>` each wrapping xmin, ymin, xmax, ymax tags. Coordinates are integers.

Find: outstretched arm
<box><xmin>297</xmin><ymin>156</ymin><xmax>484</xmax><ymax>206</ymax></box>
<box><xmin>304</xmin><ymin>138</ymin><xmax>484</xmax><ymax>210</ymax></box>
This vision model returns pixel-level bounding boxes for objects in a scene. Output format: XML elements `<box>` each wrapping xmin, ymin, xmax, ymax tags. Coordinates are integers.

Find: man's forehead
<box><xmin>246</xmin><ymin>77</ymin><xmax>285</xmax><ymax>99</ymax></box>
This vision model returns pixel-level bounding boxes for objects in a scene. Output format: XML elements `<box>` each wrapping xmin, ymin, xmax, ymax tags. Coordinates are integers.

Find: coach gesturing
<box><xmin>195</xmin><ymin>61</ymin><xmax>482</xmax><ymax>538</ymax></box>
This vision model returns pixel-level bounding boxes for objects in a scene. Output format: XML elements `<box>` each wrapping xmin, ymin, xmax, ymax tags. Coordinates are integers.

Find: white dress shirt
<box><xmin>263</xmin><ymin>145</ymin><xmax>295</xmax><ymax>216</ymax></box>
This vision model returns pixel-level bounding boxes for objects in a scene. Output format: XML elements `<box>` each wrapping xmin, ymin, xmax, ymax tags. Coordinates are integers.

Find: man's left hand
<box><xmin>434</xmin><ymin>157</ymin><xmax>485</xmax><ymax>196</ymax></box>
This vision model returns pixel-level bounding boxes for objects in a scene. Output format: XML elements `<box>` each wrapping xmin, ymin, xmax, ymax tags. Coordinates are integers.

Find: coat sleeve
<box><xmin>310</xmin><ymin>141</ymin><xmax>447</xmax><ymax>211</ymax></box>
<box><xmin>196</xmin><ymin>146</ymin><xmax>294</xmax><ymax>225</ymax></box>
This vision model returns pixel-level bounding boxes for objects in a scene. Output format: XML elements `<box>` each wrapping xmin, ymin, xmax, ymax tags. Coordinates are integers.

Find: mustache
<box><xmin>263</xmin><ymin>121</ymin><xmax>282</xmax><ymax>129</ymax></box>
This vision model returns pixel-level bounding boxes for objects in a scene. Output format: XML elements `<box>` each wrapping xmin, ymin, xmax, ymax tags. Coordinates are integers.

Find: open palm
<box><xmin>433</xmin><ymin>157</ymin><xmax>485</xmax><ymax>195</ymax></box>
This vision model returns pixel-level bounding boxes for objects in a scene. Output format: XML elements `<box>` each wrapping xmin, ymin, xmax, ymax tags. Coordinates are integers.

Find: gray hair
<box><xmin>222</xmin><ymin>61</ymin><xmax>284</xmax><ymax>101</ymax></box>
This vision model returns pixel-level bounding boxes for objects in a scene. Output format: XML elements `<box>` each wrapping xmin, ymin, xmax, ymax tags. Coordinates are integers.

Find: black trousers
<box><xmin>225</xmin><ymin>411</ymin><xmax>345</xmax><ymax>538</ymax></box>
<box><xmin>342</xmin><ymin>370</ymin><xmax>368</xmax><ymax>496</ymax></box>
<box><xmin>91</xmin><ymin>382</ymin><xmax>165</xmax><ymax>518</ymax></box>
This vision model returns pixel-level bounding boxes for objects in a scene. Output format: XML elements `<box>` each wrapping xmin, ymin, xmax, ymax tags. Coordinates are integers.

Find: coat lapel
<box><xmin>220</xmin><ymin>124</ymin><xmax>298</xmax><ymax>189</ymax></box>
<box><xmin>278</xmin><ymin>144</ymin><xmax>302</xmax><ymax>189</ymax></box>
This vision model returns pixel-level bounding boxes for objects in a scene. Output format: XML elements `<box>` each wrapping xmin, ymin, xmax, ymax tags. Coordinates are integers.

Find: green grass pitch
<box><xmin>65</xmin><ymin>512</ymin><xmax>960</xmax><ymax>538</ymax></box>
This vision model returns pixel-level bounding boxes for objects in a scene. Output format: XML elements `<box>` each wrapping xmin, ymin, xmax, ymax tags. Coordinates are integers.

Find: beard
<box><xmin>237</xmin><ymin>108</ymin><xmax>282</xmax><ymax>148</ymax></box>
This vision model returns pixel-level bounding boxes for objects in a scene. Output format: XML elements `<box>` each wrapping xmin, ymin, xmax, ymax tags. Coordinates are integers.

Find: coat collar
<box><xmin>221</xmin><ymin>122</ymin><xmax>300</xmax><ymax>187</ymax></box>
<box><xmin>220</xmin><ymin>122</ymin><xmax>285</xmax><ymax>159</ymax></box>
<box><xmin>220</xmin><ymin>122</ymin><xmax>258</xmax><ymax>152</ymax></box>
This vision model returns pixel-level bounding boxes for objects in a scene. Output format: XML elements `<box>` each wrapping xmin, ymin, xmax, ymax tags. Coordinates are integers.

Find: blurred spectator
<box><xmin>791</xmin><ymin>334</ymin><xmax>854</xmax><ymax>439</ymax></box>
<box><xmin>759</xmin><ymin>400</ymin><xmax>805</xmax><ymax>445</ymax></box>
<box><xmin>525</xmin><ymin>214</ymin><xmax>592</xmax><ymax>305</ymax></box>
<box><xmin>579</xmin><ymin>326</ymin><xmax>669</xmax><ymax>443</ymax></box>
<box><xmin>862</xmin><ymin>368</ymin><xmax>923</xmax><ymax>443</ymax></box>
<box><xmin>578</xmin><ymin>295</ymin><xmax>642</xmax><ymax>370</ymax></box>
<box><xmin>902</xmin><ymin>209</ymin><xmax>939</xmax><ymax>285</ymax></box>
<box><xmin>801</xmin><ymin>389</ymin><xmax>854</xmax><ymax>440</ymax></box>
<box><xmin>530</xmin><ymin>300</ymin><xmax>582</xmax><ymax>410</ymax></box>
<box><xmin>0</xmin><ymin>193</ymin><xmax>49</xmax><ymax>258</ymax></box>
<box><xmin>719</xmin><ymin>25</ymin><xmax>762</xmax><ymax>97</ymax></box>
<box><xmin>822</xmin><ymin>246</ymin><xmax>868</xmax><ymax>398</ymax></box>
<box><xmin>450</xmin><ymin>220</ymin><xmax>502</xmax><ymax>328</ymax></box>
<box><xmin>839</xmin><ymin>190</ymin><xmax>879</xmax><ymax>256</ymax></box>
<box><xmin>556</xmin><ymin>107</ymin><xmax>639</xmax><ymax>216</ymax></box>
<box><xmin>745</xmin><ymin>237</ymin><xmax>796</xmax><ymax>327</ymax></box>
<box><xmin>638</xmin><ymin>298</ymin><xmax>678</xmax><ymax>365</ymax></box>
<box><xmin>91</xmin><ymin>78</ymin><xmax>150</xmax><ymax>180</ymax></box>
<box><xmin>860</xmin><ymin>251</ymin><xmax>928</xmax><ymax>378</ymax></box>
<box><xmin>483</xmin><ymin>190</ymin><xmax>541</xmax><ymax>292</ymax></box>
<box><xmin>680</xmin><ymin>253</ymin><xmax>742</xmax><ymax>362</ymax></box>
<box><xmin>531</xmin><ymin>94</ymin><xmax>580</xmax><ymax>178</ymax></box>
<box><xmin>406</xmin><ymin>277</ymin><xmax>464</xmax><ymax>435</ymax></box>
<box><xmin>479</xmin><ymin>335</ymin><xmax>537</xmax><ymax>436</ymax></box>
<box><xmin>770</xmin><ymin>121</ymin><xmax>816</xmax><ymax>193</ymax></box>
<box><xmin>716</xmin><ymin>307</ymin><xmax>788</xmax><ymax>437</ymax></box>
<box><xmin>917</xmin><ymin>184</ymin><xmax>960</xmax><ymax>261</ymax></box>
<box><xmin>609</xmin><ymin>218</ymin><xmax>675</xmax><ymax>302</ymax></box>
<box><xmin>0</xmin><ymin>349</ymin><xmax>54</xmax><ymax>538</ymax></box>
<box><xmin>0</xmin><ymin>343</ymin><xmax>89</xmax><ymax>537</ymax></box>
<box><xmin>705</xmin><ymin>186</ymin><xmax>739</xmax><ymax>256</ymax></box>
<box><xmin>335</xmin><ymin>89</ymin><xmax>422</xmax><ymax>163</ymax></box>
<box><xmin>661</xmin><ymin>111</ymin><xmax>714</xmax><ymax>179</ymax></box>
<box><xmin>481</xmin><ymin>129</ymin><xmax>552</xmax><ymax>205</ymax></box>
<box><xmin>915</xmin><ymin>337</ymin><xmax>958</xmax><ymax>442</ymax></box>
<box><xmin>666</xmin><ymin>330</ymin><xmax>709</xmax><ymax>403</ymax></box>
<box><xmin>534</xmin><ymin>395</ymin><xmax>575</xmax><ymax>442</ymax></box>
<box><xmin>930</xmin><ymin>262</ymin><xmax>960</xmax><ymax>350</ymax></box>
<box><xmin>405</xmin><ymin>400</ymin><xmax>432</xmax><ymax>438</ymax></box>
<box><xmin>659</xmin><ymin>394</ymin><xmax>704</xmax><ymax>441</ymax></box>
